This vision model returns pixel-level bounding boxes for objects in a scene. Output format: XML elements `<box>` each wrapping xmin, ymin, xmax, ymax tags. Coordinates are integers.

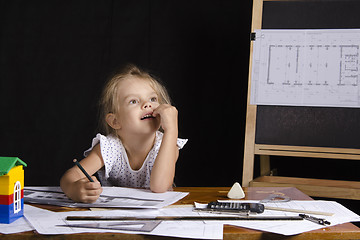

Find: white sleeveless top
<box><xmin>84</xmin><ymin>131</ymin><xmax>188</xmax><ymax>188</ymax></box>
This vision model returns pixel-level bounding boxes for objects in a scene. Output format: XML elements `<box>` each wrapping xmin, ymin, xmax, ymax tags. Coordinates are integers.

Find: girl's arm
<box><xmin>60</xmin><ymin>144</ymin><xmax>104</xmax><ymax>203</ymax></box>
<box><xmin>150</xmin><ymin>104</ymin><xmax>179</xmax><ymax>192</ymax></box>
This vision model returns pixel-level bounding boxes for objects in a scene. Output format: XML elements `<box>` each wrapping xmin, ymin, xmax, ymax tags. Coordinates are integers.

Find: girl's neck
<box><xmin>117</xmin><ymin>132</ymin><xmax>157</xmax><ymax>170</ymax></box>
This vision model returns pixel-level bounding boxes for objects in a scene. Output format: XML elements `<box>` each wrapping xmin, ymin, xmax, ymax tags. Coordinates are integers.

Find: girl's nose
<box><xmin>143</xmin><ymin>102</ymin><xmax>152</xmax><ymax>109</ymax></box>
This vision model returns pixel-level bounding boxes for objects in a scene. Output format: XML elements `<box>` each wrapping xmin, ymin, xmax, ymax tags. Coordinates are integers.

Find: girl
<box><xmin>60</xmin><ymin>64</ymin><xmax>187</xmax><ymax>203</ymax></box>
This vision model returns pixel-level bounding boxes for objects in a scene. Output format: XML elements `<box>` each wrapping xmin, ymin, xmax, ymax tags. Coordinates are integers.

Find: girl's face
<box><xmin>114</xmin><ymin>76</ymin><xmax>161</xmax><ymax>136</ymax></box>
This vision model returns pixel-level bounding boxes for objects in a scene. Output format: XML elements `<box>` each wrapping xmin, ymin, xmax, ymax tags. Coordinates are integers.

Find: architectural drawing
<box><xmin>250</xmin><ymin>29</ymin><xmax>360</xmax><ymax>107</ymax></box>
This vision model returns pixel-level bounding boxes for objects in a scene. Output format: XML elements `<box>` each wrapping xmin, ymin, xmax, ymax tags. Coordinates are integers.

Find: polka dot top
<box><xmin>83</xmin><ymin>131</ymin><xmax>188</xmax><ymax>188</ymax></box>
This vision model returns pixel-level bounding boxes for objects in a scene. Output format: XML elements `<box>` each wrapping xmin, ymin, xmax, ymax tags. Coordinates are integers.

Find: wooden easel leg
<box><xmin>242</xmin><ymin>0</ymin><xmax>264</xmax><ymax>188</ymax></box>
<box><xmin>242</xmin><ymin>153</ymin><xmax>255</xmax><ymax>187</ymax></box>
<box><xmin>260</xmin><ymin>155</ymin><xmax>270</xmax><ymax>176</ymax></box>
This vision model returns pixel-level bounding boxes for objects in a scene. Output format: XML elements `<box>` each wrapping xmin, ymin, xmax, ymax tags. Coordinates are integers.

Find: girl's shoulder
<box><xmin>84</xmin><ymin>133</ymin><xmax>122</xmax><ymax>157</ymax></box>
<box><xmin>93</xmin><ymin>133</ymin><xmax>121</xmax><ymax>147</ymax></box>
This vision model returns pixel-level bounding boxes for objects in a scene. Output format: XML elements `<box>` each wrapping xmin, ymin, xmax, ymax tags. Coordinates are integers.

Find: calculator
<box><xmin>207</xmin><ymin>201</ymin><xmax>265</xmax><ymax>214</ymax></box>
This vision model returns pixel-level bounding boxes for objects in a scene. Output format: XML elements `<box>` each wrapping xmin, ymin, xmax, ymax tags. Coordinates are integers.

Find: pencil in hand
<box><xmin>73</xmin><ymin>159</ymin><xmax>94</xmax><ymax>182</ymax></box>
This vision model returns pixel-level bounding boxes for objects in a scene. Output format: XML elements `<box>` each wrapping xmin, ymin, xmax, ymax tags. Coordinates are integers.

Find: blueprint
<box><xmin>250</xmin><ymin>29</ymin><xmax>360</xmax><ymax>107</ymax></box>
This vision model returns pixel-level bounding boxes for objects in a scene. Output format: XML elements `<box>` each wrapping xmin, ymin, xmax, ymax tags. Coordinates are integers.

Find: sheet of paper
<box><xmin>215</xmin><ymin>200</ymin><xmax>360</xmax><ymax>235</ymax></box>
<box><xmin>24</xmin><ymin>204</ymin><xmax>223</xmax><ymax>239</ymax></box>
<box><xmin>250</xmin><ymin>29</ymin><xmax>360</xmax><ymax>108</ymax></box>
<box><xmin>153</xmin><ymin>207</ymin><xmax>223</xmax><ymax>239</ymax></box>
<box><xmin>0</xmin><ymin>217</ymin><xmax>34</xmax><ymax>234</ymax></box>
<box><xmin>22</xmin><ymin>200</ymin><xmax>360</xmax><ymax>237</ymax></box>
<box><xmin>24</xmin><ymin>186</ymin><xmax>188</xmax><ymax>208</ymax></box>
<box><xmin>24</xmin><ymin>204</ymin><xmax>159</xmax><ymax>235</ymax></box>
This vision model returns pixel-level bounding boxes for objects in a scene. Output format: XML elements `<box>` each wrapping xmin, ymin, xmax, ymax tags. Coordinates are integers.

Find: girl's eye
<box><xmin>129</xmin><ymin>99</ymin><xmax>138</xmax><ymax>104</ymax></box>
<box><xmin>150</xmin><ymin>97</ymin><xmax>158</xmax><ymax>102</ymax></box>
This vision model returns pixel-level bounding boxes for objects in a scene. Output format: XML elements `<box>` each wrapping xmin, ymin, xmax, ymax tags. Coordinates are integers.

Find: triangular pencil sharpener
<box><xmin>227</xmin><ymin>182</ymin><xmax>245</xmax><ymax>199</ymax></box>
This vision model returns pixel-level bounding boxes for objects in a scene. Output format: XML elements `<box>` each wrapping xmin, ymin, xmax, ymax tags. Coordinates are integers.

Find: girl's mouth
<box><xmin>141</xmin><ymin>114</ymin><xmax>155</xmax><ymax>120</ymax></box>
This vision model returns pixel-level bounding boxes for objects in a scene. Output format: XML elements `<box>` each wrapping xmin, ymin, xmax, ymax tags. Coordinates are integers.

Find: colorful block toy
<box><xmin>0</xmin><ymin>157</ymin><xmax>27</xmax><ymax>223</ymax></box>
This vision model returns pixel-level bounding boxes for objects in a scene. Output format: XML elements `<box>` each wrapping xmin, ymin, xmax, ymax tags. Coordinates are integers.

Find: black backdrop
<box><xmin>0</xmin><ymin>1</ymin><xmax>252</xmax><ymax>186</ymax></box>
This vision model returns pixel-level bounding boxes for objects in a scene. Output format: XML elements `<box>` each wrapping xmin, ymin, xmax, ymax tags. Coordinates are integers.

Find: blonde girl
<box><xmin>60</xmin><ymin>64</ymin><xmax>187</xmax><ymax>203</ymax></box>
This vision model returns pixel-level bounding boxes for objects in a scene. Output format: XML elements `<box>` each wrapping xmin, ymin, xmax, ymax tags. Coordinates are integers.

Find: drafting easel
<box><xmin>242</xmin><ymin>0</ymin><xmax>360</xmax><ymax>200</ymax></box>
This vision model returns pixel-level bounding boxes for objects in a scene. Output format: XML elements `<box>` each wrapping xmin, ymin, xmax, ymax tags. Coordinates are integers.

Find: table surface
<box><xmin>7</xmin><ymin>187</ymin><xmax>360</xmax><ymax>240</ymax></box>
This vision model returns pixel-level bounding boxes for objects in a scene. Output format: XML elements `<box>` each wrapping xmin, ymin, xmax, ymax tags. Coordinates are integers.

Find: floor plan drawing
<box><xmin>250</xmin><ymin>29</ymin><xmax>360</xmax><ymax>107</ymax></box>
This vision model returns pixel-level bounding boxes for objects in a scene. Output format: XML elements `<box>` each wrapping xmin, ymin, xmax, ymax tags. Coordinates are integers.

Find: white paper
<box><xmin>251</xmin><ymin>29</ymin><xmax>360</xmax><ymax>108</ymax></box>
<box><xmin>216</xmin><ymin>200</ymin><xmax>360</xmax><ymax>235</ymax></box>
<box><xmin>22</xmin><ymin>200</ymin><xmax>360</xmax><ymax>237</ymax></box>
<box><xmin>24</xmin><ymin>204</ymin><xmax>223</xmax><ymax>239</ymax></box>
<box><xmin>24</xmin><ymin>186</ymin><xmax>188</xmax><ymax>209</ymax></box>
<box><xmin>154</xmin><ymin>207</ymin><xmax>223</xmax><ymax>239</ymax></box>
<box><xmin>24</xmin><ymin>204</ymin><xmax>159</xmax><ymax>235</ymax></box>
<box><xmin>0</xmin><ymin>217</ymin><xmax>34</xmax><ymax>234</ymax></box>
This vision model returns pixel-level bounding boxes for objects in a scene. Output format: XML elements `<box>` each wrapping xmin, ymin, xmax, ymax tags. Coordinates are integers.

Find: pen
<box><xmin>299</xmin><ymin>214</ymin><xmax>331</xmax><ymax>225</ymax></box>
<box><xmin>73</xmin><ymin>159</ymin><xmax>94</xmax><ymax>182</ymax></box>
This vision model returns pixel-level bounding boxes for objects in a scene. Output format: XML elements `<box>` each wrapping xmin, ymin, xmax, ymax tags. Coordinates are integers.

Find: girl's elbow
<box><xmin>150</xmin><ymin>182</ymin><xmax>171</xmax><ymax>193</ymax></box>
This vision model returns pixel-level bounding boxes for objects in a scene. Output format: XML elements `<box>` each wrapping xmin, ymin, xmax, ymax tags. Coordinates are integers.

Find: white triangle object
<box><xmin>227</xmin><ymin>182</ymin><xmax>245</xmax><ymax>199</ymax></box>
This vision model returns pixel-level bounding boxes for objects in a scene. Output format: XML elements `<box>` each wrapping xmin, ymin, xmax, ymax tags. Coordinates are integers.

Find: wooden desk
<box><xmin>7</xmin><ymin>187</ymin><xmax>360</xmax><ymax>240</ymax></box>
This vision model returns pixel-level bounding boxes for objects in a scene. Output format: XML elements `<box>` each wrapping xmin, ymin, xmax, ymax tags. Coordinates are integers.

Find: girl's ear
<box><xmin>105</xmin><ymin>113</ymin><xmax>121</xmax><ymax>130</ymax></box>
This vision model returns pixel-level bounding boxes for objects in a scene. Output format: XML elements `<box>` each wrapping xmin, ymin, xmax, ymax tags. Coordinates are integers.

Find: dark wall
<box><xmin>0</xmin><ymin>1</ymin><xmax>252</xmax><ymax>186</ymax></box>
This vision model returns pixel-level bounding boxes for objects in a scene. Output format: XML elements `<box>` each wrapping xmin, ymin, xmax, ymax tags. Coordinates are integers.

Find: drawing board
<box><xmin>242</xmin><ymin>0</ymin><xmax>360</xmax><ymax>200</ymax></box>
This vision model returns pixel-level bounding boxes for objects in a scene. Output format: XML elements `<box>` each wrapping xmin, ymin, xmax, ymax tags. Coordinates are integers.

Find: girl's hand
<box><xmin>152</xmin><ymin>104</ymin><xmax>178</xmax><ymax>133</ymax></box>
<box><xmin>71</xmin><ymin>176</ymin><xmax>102</xmax><ymax>203</ymax></box>
<box><xmin>150</xmin><ymin>104</ymin><xmax>179</xmax><ymax>193</ymax></box>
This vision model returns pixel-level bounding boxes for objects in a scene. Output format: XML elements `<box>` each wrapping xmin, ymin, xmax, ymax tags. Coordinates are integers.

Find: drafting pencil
<box><xmin>73</xmin><ymin>159</ymin><xmax>94</xmax><ymax>182</ymax></box>
<box><xmin>265</xmin><ymin>206</ymin><xmax>334</xmax><ymax>216</ymax></box>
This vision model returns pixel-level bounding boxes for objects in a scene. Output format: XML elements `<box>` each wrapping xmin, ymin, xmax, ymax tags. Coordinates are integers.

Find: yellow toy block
<box><xmin>0</xmin><ymin>166</ymin><xmax>24</xmax><ymax>195</ymax></box>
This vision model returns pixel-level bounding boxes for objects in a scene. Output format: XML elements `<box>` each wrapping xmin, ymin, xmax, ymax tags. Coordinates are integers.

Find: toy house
<box><xmin>0</xmin><ymin>157</ymin><xmax>27</xmax><ymax>223</ymax></box>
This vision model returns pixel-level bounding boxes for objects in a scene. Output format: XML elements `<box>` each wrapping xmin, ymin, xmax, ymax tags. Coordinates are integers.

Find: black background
<box><xmin>1</xmin><ymin>0</ymin><xmax>251</xmax><ymax>187</ymax></box>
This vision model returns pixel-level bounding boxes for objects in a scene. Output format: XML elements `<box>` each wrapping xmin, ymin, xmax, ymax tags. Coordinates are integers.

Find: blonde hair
<box><xmin>99</xmin><ymin>64</ymin><xmax>171</xmax><ymax>135</ymax></box>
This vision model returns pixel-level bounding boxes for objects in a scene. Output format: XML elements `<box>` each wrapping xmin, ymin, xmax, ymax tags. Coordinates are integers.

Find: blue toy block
<box><xmin>0</xmin><ymin>199</ymin><xmax>24</xmax><ymax>224</ymax></box>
